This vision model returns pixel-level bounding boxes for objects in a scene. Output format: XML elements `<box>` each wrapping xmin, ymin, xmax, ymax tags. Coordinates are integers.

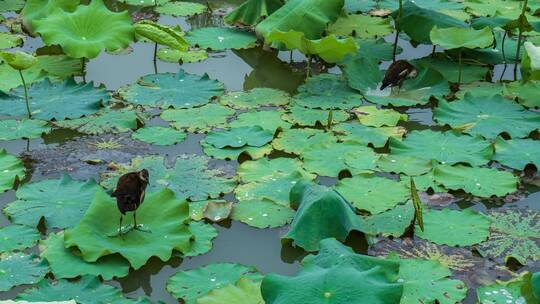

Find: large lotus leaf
<box><xmin>187</xmin><ymin>27</ymin><xmax>257</xmax><ymax>51</ymax></box>
<box><xmin>0</xmin><ymin>78</ymin><xmax>106</xmax><ymax>120</ymax></box>
<box><xmin>354</xmin><ymin>105</ymin><xmax>407</xmax><ymax>127</ymax></box>
<box><xmin>416</xmin><ymin>208</ymin><xmax>490</xmax><ymax>246</ymax></box>
<box><xmin>413</xmin><ymin>57</ymin><xmax>490</xmax><ymax>84</ymax></box>
<box><xmin>132</xmin><ymin>126</ymin><xmax>186</xmax><ymax>146</ymax></box>
<box><xmin>231</xmin><ymin>199</ymin><xmax>295</xmax><ymax>228</ymax></box>
<box><xmin>300</xmin><ymin>141</ymin><xmax>378</xmax><ymax>177</ymax></box>
<box><xmin>0</xmin><ymin>149</ymin><xmax>25</xmax><ymax>193</ymax></box>
<box><xmin>0</xmin><ymin>32</ymin><xmax>23</xmax><ymax>49</ymax></box>
<box><xmin>161</xmin><ymin>103</ymin><xmax>234</xmax><ymax>132</ymax></box>
<box><xmin>202</xmin><ymin>141</ymin><xmax>273</xmax><ymax>161</ymax></box>
<box><xmin>430</xmin><ymin>26</ymin><xmax>494</xmax><ymax>50</ymax></box>
<box><xmin>33</xmin><ymin>0</ymin><xmax>134</xmax><ymax>59</ymax></box>
<box><xmin>224</xmin><ymin>0</ymin><xmax>283</xmax><ymax>26</ymax></box>
<box><xmin>335</xmin><ymin>175</ymin><xmax>409</xmax><ymax>214</ymax></box>
<box><xmin>235</xmin><ymin>171</ymin><xmax>307</xmax><ymax>206</ymax></box>
<box><xmin>183</xmin><ymin>221</ymin><xmax>218</xmax><ymax>257</ymax></box>
<box><xmin>205</xmin><ymin>126</ymin><xmax>273</xmax><ymax>148</ymax></box>
<box><xmin>493</xmin><ymin>137</ymin><xmax>540</xmax><ymax>170</ymax></box>
<box><xmin>166</xmin><ymin>263</ymin><xmax>262</xmax><ymax>304</ymax></box>
<box><xmin>64</xmin><ymin>188</ymin><xmax>191</xmax><ymax>269</ymax></box>
<box><xmin>155</xmin><ymin>1</ymin><xmax>206</xmax><ymax>17</ymax></box>
<box><xmin>363</xmin><ymin>202</ymin><xmax>414</xmax><ymax>237</ymax></box>
<box><xmin>0</xmin><ymin>62</ymin><xmax>46</xmax><ymax>93</ymax></box>
<box><xmin>283</xmin><ymin>181</ymin><xmax>367</xmax><ymax>251</ymax></box>
<box><xmin>197</xmin><ymin>277</ymin><xmax>264</xmax><ymax>304</ymax></box>
<box><xmin>0</xmin><ymin>119</ymin><xmax>51</xmax><ymax>140</ymax></box>
<box><xmin>237</xmin><ymin>157</ymin><xmax>314</xmax><ymax>183</ymax></box>
<box><xmin>36</xmin><ymin>54</ymin><xmax>84</xmax><ymax>78</ymax></box>
<box><xmin>272</xmin><ymin>128</ymin><xmax>336</xmax><ymax>154</ymax></box>
<box><xmin>0</xmin><ymin>253</ymin><xmax>48</xmax><ymax>291</ymax></box>
<box><xmin>255</xmin><ymin>0</ymin><xmax>343</xmax><ymax>40</ymax></box>
<box><xmin>40</xmin><ymin>232</ymin><xmax>130</xmax><ymax>280</ymax></box>
<box><xmin>219</xmin><ymin>88</ymin><xmax>290</xmax><ymax>109</ymax></box>
<box><xmin>102</xmin><ymin>155</ymin><xmax>236</xmax><ymax>201</ymax></box>
<box><xmin>340</xmin><ymin>57</ymin><xmax>382</xmax><ymax>94</ymax></box>
<box><xmin>433</xmin><ymin>164</ymin><xmax>518</xmax><ymax>197</ymax></box>
<box><xmin>376</xmin><ymin>155</ymin><xmax>433</xmax><ymax>176</ymax></box>
<box><xmin>21</xmin><ymin>0</ymin><xmax>79</xmax><ymax>31</ymax></box>
<box><xmin>134</xmin><ymin>20</ymin><xmax>189</xmax><ymax>51</ymax></box>
<box><xmin>119</xmin><ymin>70</ymin><xmax>224</xmax><ymax>109</ymax></box>
<box><xmin>282</xmin><ymin>105</ymin><xmax>349</xmax><ymax>127</ymax></box>
<box><xmin>4</xmin><ymin>175</ymin><xmax>98</xmax><ymax>229</ymax></box>
<box><xmin>389</xmin><ymin>130</ymin><xmax>493</xmax><ymax>166</ymax></box>
<box><xmin>157</xmin><ymin>48</ymin><xmax>208</xmax><ymax>63</ymax></box>
<box><xmin>522</xmin><ymin>42</ymin><xmax>540</xmax><ymax>81</ymax></box>
<box><xmin>54</xmin><ymin>108</ymin><xmax>143</xmax><ymax>135</ymax></box>
<box><xmin>328</xmin><ymin>14</ymin><xmax>393</xmax><ymax>39</ymax></box>
<box><xmin>0</xmin><ymin>225</ymin><xmax>40</xmax><ymax>252</ymax></box>
<box><xmin>478</xmin><ymin>210</ymin><xmax>540</xmax><ymax>265</ymax></box>
<box><xmin>294</xmin><ymin>74</ymin><xmax>362</xmax><ymax>110</ymax></box>
<box><xmin>334</xmin><ymin>122</ymin><xmax>406</xmax><ymax>148</ymax></box>
<box><xmin>229</xmin><ymin>110</ymin><xmax>291</xmax><ymax>132</ymax></box>
<box><xmin>434</xmin><ymin>94</ymin><xmax>540</xmax><ymax>139</ymax></box>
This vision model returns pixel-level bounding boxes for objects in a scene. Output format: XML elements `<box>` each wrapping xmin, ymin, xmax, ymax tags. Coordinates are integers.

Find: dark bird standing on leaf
<box><xmin>380</xmin><ymin>60</ymin><xmax>418</xmax><ymax>90</ymax></box>
<box><xmin>110</xmin><ymin>169</ymin><xmax>149</xmax><ymax>235</ymax></box>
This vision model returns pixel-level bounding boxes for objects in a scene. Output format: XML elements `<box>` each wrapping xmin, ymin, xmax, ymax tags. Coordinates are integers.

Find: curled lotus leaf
<box><xmin>155</xmin><ymin>1</ymin><xmax>206</xmax><ymax>17</ymax></box>
<box><xmin>272</xmin><ymin>128</ymin><xmax>336</xmax><ymax>155</ymax></box>
<box><xmin>205</xmin><ymin>126</ymin><xmax>274</xmax><ymax>149</ymax></box>
<box><xmin>0</xmin><ymin>225</ymin><xmax>40</xmax><ymax>252</ymax></box>
<box><xmin>161</xmin><ymin>103</ymin><xmax>234</xmax><ymax>133</ymax></box>
<box><xmin>229</xmin><ymin>110</ymin><xmax>291</xmax><ymax>132</ymax></box>
<box><xmin>0</xmin><ymin>149</ymin><xmax>25</xmax><ymax>193</ymax></box>
<box><xmin>237</xmin><ymin>157</ymin><xmax>314</xmax><ymax>183</ymax></box>
<box><xmin>522</xmin><ymin>42</ymin><xmax>540</xmax><ymax>82</ymax></box>
<box><xmin>430</xmin><ymin>26</ymin><xmax>494</xmax><ymax>50</ymax></box>
<box><xmin>0</xmin><ymin>119</ymin><xmax>51</xmax><ymax>140</ymax></box>
<box><xmin>187</xmin><ymin>27</ymin><xmax>257</xmax><ymax>51</ymax></box>
<box><xmin>132</xmin><ymin>126</ymin><xmax>187</xmax><ymax>146</ymax></box>
<box><xmin>0</xmin><ymin>50</ymin><xmax>37</xmax><ymax>70</ymax></box>
<box><xmin>54</xmin><ymin>108</ymin><xmax>144</xmax><ymax>135</ymax></box>
<box><xmin>231</xmin><ymin>199</ymin><xmax>295</xmax><ymax>228</ymax></box>
<box><xmin>219</xmin><ymin>88</ymin><xmax>290</xmax><ymax>109</ymax></box>
<box><xmin>134</xmin><ymin>20</ymin><xmax>189</xmax><ymax>50</ymax></box>
<box><xmin>493</xmin><ymin>137</ymin><xmax>540</xmax><ymax>171</ymax></box>
<box><xmin>0</xmin><ymin>253</ymin><xmax>48</xmax><ymax>292</ymax></box>
<box><xmin>21</xmin><ymin>0</ymin><xmax>79</xmax><ymax>32</ymax></box>
<box><xmin>334</xmin><ymin>122</ymin><xmax>406</xmax><ymax>148</ymax></box>
<box><xmin>197</xmin><ymin>277</ymin><xmax>264</xmax><ymax>304</ymax></box>
<box><xmin>282</xmin><ymin>105</ymin><xmax>349</xmax><ymax>127</ymax></box>
<box><xmin>294</xmin><ymin>73</ymin><xmax>363</xmax><ymax>110</ymax></box>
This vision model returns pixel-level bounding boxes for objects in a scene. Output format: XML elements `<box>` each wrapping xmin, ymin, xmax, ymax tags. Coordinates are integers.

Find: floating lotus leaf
<box><xmin>376</xmin><ymin>155</ymin><xmax>433</xmax><ymax>176</ymax></box>
<box><xmin>0</xmin><ymin>149</ymin><xmax>25</xmax><ymax>193</ymax></box>
<box><xmin>161</xmin><ymin>103</ymin><xmax>234</xmax><ymax>133</ymax></box>
<box><xmin>0</xmin><ymin>78</ymin><xmax>106</xmax><ymax>120</ymax></box>
<box><xmin>224</xmin><ymin>0</ymin><xmax>283</xmax><ymax>26</ymax></box>
<box><xmin>219</xmin><ymin>88</ymin><xmax>290</xmax><ymax>109</ymax></box>
<box><xmin>101</xmin><ymin>155</ymin><xmax>236</xmax><ymax>201</ymax></box>
<box><xmin>0</xmin><ymin>50</ymin><xmax>37</xmax><ymax>70</ymax></box>
<box><xmin>294</xmin><ymin>73</ymin><xmax>363</xmax><ymax>110</ymax></box>
<box><xmin>183</xmin><ymin>221</ymin><xmax>218</xmax><ymax>257</ymax></box>
<box><xmin>119</xmin><ymin>70</ymin><xmax>224</xmax><ymax>109</ymax></box>
<box><xmin>187</xmin><ymin>27</ymin><xmax>257</xmax><ymax>51</ymax></box>
<box><xmin>21</xmin><ymin>0</ymin><xmax>79</xmax><ymax>32</ymax></box>
<box><xmin>354</xmin><ymin>105</ymin><xmax>407</xmax><ymax>127</ymax></box>
<box><xmin>229</xmin><ymin>110</ymin><xmax>291</xmax><ymax>132</ymax></box>
<box><xmin>0</xmin><ymin>32</ymin><xmax>23</xmax><ymax>49</ymax></box>
<box><xmin>0</xmin><ymin>119</ymin><xmax>51</xmax><ymax>140</ymax></box>
<box><xmin>0</xmin><ymin>225</ymin><xmax>40</xmax><ymax>252</ymax></box>
<box><xmin>430</xmin><ymin>26</ymin><xmax>494</xmax><ymax>50</ymax></box>
<box><xmin>493</xmin><ymin>137</ymin><xmax>540</xmax><ymax>170</ymax></box>
<box><xmin>300</xmin><ymin>141</ymin><xmax>378</xmax><ymax>177</ymax></box>
<box><xmin>464</xmin><ymin>0</ymin><xmax>523</xmax><ymax>18</ymax></box>
<box><xmin>477</xmin><ymin>275</ymin><xmax>530</xmax><ymax>304</ymax></box>
<box><xmin>363</xmin><ymin>202</ymin><xmax>414</xmax><ymax>237</ymax></box>
<box><xmin>4</xmin><ymin>175</ymin><xmax>98</xmax><ymax>229</ymax></box>
<box><xmin>190</xmin><ymin>200</ymin><xmax>216</xmax><ymax>221</ymax></box>
<box><xmin>334</xmin><ymin>122</ymin><xmax>406</xmax><ymax>148</ymax></box>
<box><xmin>202</xmin><ymin>201</ymin><xmax>233</xmax><ymax>222</ymax></box>
<box><xmin>65</xmin><ymin>188</ymin><xmax>191</xmax><ymax>269</ymax></box>
<box><xmin>272</xmin><ymin>128</ymin><xmax>336</xmax><ymax>154</ymax></box>
<box><xmin>433</xmin><ymin>164</ymin><xmax>518</xmax><ymax>197</ymax></box>
<box><xmin>157</xmin><ymin>48</ymin><xmax>208</xmax><ymax>63</ymax></box>
<box><xmin>134</xmin><ymin>20</ymin><xmax>189</xmax><ymax>51</ymax></box>
<box><xmin>197</xmin><ymin>277</ymin><xmax>264</xmax><ymax>304</ymax></box>
<box><xmin>282</xmin><ymin>105</ymin><xmax>349</xmax><ymax>127</ymax></box>
<box><xmin>166</xmin><ymin>263</ymin><xmax>262</xmax><ymax>304</ymax></box>
<box><xmin>132</xmin><ymin>126</ymin><xmax>186</xmax><ymax>146</ymax></box>
<box><xmin>413</xmin><ymin>57</ymin><xmax>490</xmax><ymax>84</ymax></box>
<box><xmin>235</xmin><ymin>171</ymin><xmax>307</xmax><ymax>207</ymax></box>
<box><xmin>403</xmin><ymin>170</ymin><xmax>446</xmax><ymax>193</ymax></box>
<box><xmin>231</xmin><ymin>199</ymin><xmax>295</xmax><ymax>228</ymax></box>
<box><xmin>328</xmin><ymin>14</ymin><xmax>393</xmax><ymax>38</ymax></box>
<box><xmin>434</xmin><ymin>93</ymin><xmax>540</xmax><ymax>139</ymax></box>
<box><xmin>522</xmin><ymin>42</ymin><xmax>540</xmax><ymax>81</ymax></box>
<box><xmin>55</xmin><ymin>108</ymin><xmax>143</xmax><ymax>135</ymax></box>
<box><xmin>40</xmin><ymin>232</ymin><xmax>130</xmax><ymax>280</ymax></box>
<box><xmin>1</xmin><ymin>0</ymin><xmax>26</xmax><ymax>12</ymax></box>
<box><xmin>0</xmin><ymin>253</ymin><xmax>48</xmax><ymax>291</ymax></box>
<box><xmin>205</xmin><ymin>126</ymin><xmax>273</xmax><ymax>149</ymax></box>
<box><xmin>237</xmin><ymin>157</ymin><xmax>314</xmax><ymax>183</ymax></box>
<box><xmin>416</xmin><ymin>208</ymin><xmax>490</xmax><ymax>246</ymax></box>
<box><xmin>478</xmin><ymin>210</ymin><xmax>540</xmax><ymax>265</ymax></box>
<box><xmin>36</xmin><ymin>54</ymin><xmax>84</xmax><ymax>78</ymax></box>
<box><xmin>504</xmin><ymin>81</ymin><xmax>540</xmax><ymax>108</ymax></box>
<box><xmin>335</xmin><ymin>174</ymin><xmax>409</xmax><ymax>214</ymax></box>
<box><xmin>33</xmin><ymin>0</ymin><xmax>134</xmax><ymax>59</ymax></box>
<box><xmin>201</xmin><ymin>141</ymin><xmax>273</xmax><ymax>161</ymax></box>
<box><xmin>155</xmin><ymin>1</ymin><xmax>206</xmax><ymax>17</ymax></box>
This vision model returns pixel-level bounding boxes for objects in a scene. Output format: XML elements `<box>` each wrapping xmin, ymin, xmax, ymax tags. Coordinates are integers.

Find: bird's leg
<box><xmin>133</xmin><ymin>211</ymin><xmax>151</xmax><ymax>233</ymax></box>
<box><xmin>108</xmin><ymin>215</ymin><xmax>125</xmax><ymax>237</ymax></box>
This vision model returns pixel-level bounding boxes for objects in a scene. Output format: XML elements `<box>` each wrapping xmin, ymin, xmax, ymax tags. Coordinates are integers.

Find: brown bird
<box><xmin>110</xmin><ymin>169</ymin><xmax>149</xmax><ymax>235</ymax></box>
<box><xmin>380</xmin><ymin>60</ymin><xmax>418</xmax><ymax>90</ymax></box>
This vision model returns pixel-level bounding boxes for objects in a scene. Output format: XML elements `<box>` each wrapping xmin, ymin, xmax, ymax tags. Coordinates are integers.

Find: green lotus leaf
<box><xmin>477</xmin><ymin>274</ymin><xmax>531</xmax><ymax>304</ymax></box>
<box><xmin>272</xmin><ymin>128</ymin><xmax>336</xmax><ymax>155</ymax></box>
<box><xmin>504</xmin><ymin>81</ymin><xmax>540</xmax><ymax>108</ymax></box>
<box><xmin>493</xmin><ymin>137</ymin><xmax>540</xmax><ymax>170</ymax></box>
<box><xmin>430</xmin><ymin>26</ymin><xmax>494</xmax><ymax>50</ymax></box>
<box><xmin>282</xmin><ymin>105</ymin><xmax>349</xmax><ymax>127</ymax></box>
<box><xmin>166</xmin><ymin>263</ymin><xmax>262</xmax><ymax>304</ymax></box>
<box><xmin>118</xmin><ymin>70</ymin><xmax>224</xmax><ymax>109</ymax></box>
<box><xmin>0</xmin><ymin>50</ymin><xmax>37</xmax><ymax>70</ymax></box>
<box><xmin>40</xmin><ymin>232</ymin><xmax>130</xmax><ymax>280</ymax></box>
<box><xmin>376</xmin><ymin>155</ymin><xmax>433</xmax><ymax>176</ymax></box>
<box><xmin>354</xmin><ymin>105</ymin><xmax>407</xmax><ymax>127</ymax></box>
<box><xmin>183</xmin><ymin>221</ymin><xmax>218</xmax><ymax>257</ymax></box>
<box><xmin>65</xmin><ymin>188</ymin><xmax>191</xmax><ymax>269</ymax></box>
<box><xmin>155</xmin><ymin>1</ymin><xmax>206</xmax><ymax>16</ymax></box>
<box><xmin>413</xmin><ymin>56</ymin><xmax>490</xmax><ymax>84</ymax></box>
<box><xmin>201</xmin><ymin>141</ymin><xmax>273</xmax><ymax>161</ymax></box>
<box><xmin>294</xmin><ymin>73</ymin><xmax>363</xmax><ymax>110</ymax></box>
<box><xmin>340</xmin><ymin>56</ymin><xmax>382</xmax><ymax>94</ymax></box>
<box><xmin>198</xmin><ymin>201</ymin><xmax>232</xmax><ymax>222</ymax></box>
<box><xmin>363</xmin><ymin>202</ymin><xmax>414</xmax><ymax>237</ymax></box>
<box><xmin>0</xmin><ymin>62</ymin><xmax>45</xmax><ymax>93</ymax></box>
<box><xmin>464</xmin><ymin>0</ymin><xmax>525</xmax><ymax>18</ymax></box>
<box><xmin>102</xmin><ymin>155</ymin><xmax>236</xmax><ymax>201</ymax></box>
<box><xmin>120</xmin><ymin>0</ymin><xmax>166</xmax><ymax>6</ymax></box>
<box><xmin>0</xmin><ymin>78</ymin><xmax>106</xmax><ymax>120</ymax></box>
<box><xmin>132</xmin><ymin>126</ymin><xmax>186</xmax><ymax>146</ymax></box>
<box><xmin>224</xmin><ymin>0</ymin><xmax>283</xmax><ymax>26</ymax></box>
<box><xmin>522</xmin><ymin>41</ymin><xmax>540</xmax><ymax>81</ymax></box>
<box><xmin>346</xmin><ymin>0</ymin><xmax>464</xmax><ymax>13</ymax></box>
<box><xmin>433</xmin><ymin>164</ymin><xmax>518</xmax><ymax>197</ymax></box>
<box><xmin>161</xmin><ymin>103</ymin><xmax>234</xmax><ymax>133</ymax></box>
<box><xmin>134</xmin><ymin>20</ymin><xmax>189</xmax><ymax>51</ymax></box>
<box><xmin>0</xmin><ymin>119</ymin><xmax>51</xmax><ymax>140</ymax></box>
<box><xmin>454</xmin><ymin>81</ymin><xmax>503</xmax><ymax>99</ymax></box>
<box><xmin>0</xmin><ymin>32</ymin><xmax>23</xmax><ymax>49</ymax></box>
<box><xmin>0</xmin><ymin>225</ymin><xmax>39</xmax><ymax>252</ymax></box>
<box><xmin>205</xmin><ymin>126</ymin><xmax>273</xmax><ymax>149</ymax></box>
<box><xmin>4</xmin><ymin>175</ymin><xmax>98</xmax><ymax>229</ymax></box>
<box><xmin>231</xmin><ymin>199</ymin><xmax>295</xmax><ymax>228</ymax></box>
<box><xmin>477</xmin><ymin>210</ymin><xmax>540</xmax><ymax>265</ymax></box>
<box><xmin>300</xmin><ymin>141</ymin><xmax>378</xmax><ymax>177</ymax></box>
<box><xmin>21</xmin><ymin>0</ymin><xmax>79</xmax><ymax>32</ymax></box>
<box><xmin>403</xmin><ymin>170</ymin><xmax>446</xmax><ymax>193</ymax></box>
<box><xmin>0</xmin><ymin>253</ymin><xmax>48</xmax><ymax>291</ymax></box>
<box><xmin>334</xmin><ymin>122</ymin><xmax>406</xmax><ymax>148</ymax></box>
<box><xmin>236</xmin><ymin>171</ymin><xmax>307</xmax><ymax>207</ymax></box>
<box><xmin>461</xmin><ymin>30</ymin><xmax>523</xmax><ymax>65</ymax></box>
<box><xmin>36</xmin><ymin>54</ymin><xmax>84</xmax><ymax>78</ymax></box>
<box><xmin>283</xmin><ymin>181</ymin><xmax>366</xmax><ymax>251</ymax></box>
<box><xmin>0</xmin><ymin>149</ymin><xmax>25</xmax><ymax>193</ymax></box>
<box><xmin>416</xmin><ymin>208</ymin><xmax>490</xmax><ymax>246</ymax></box>
<box><xmin>237</xmin><ymin>157</ymin><xmax>314</xmax><ymax>183</ymax></box>
<box><xmin>54</xmin><ymin>108</ymin><xmax>143</xmax><ymax>135</ymax></box>
<box><xmin>197</xmin><ymin>277</ymin><xmax>264</xmax><ymax>304</ymax></box>
<box><xmin>187</xmin><ymin>27</ymin><xmax>257</xmax><ymax>51</ymax></box>
<box><xmin>33</xmin><ymin>0</ymin><xmax>135</xmax><ymax>59</ymax></box>
<box><xmin>189</xmin><ymin>200</ymin><xmax>218</xmax><ymax>221</ymax></box>
<box><xmin>328</xmin><ymin>14</ymin><xmax>393</xmax><ymax>39</ymax></box>
<box><xmin>157</xmin><ymin>48</ymin><xmax>208</xmax><ymax>63</ymax></box>
<box><xmin>229</xmin><ymin>110</ymin><xmax>291</xmax><ymax>132</ymax></box>
<box><xmin>1</xmin><ymin>0</ymin><xmax>26</xmax><ymax>12</ymax></box>
<box><xmin>219</xmin><ymin>88</ymin><xmax>290</xmax><ymax>109</ymax></box>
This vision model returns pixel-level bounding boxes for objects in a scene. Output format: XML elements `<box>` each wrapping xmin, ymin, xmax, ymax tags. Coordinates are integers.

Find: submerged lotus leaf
<box><xmin>334</xmin><ymin>122</ymin><xmax>406</xmax><ymax>148</ymax></box>
<box><xmin>65</xmin><ymin>188</ymin><xmax>191</xmax><ymax>269</ymax></box>
<box><xmin>282</xmin><ymin>105</ymin><xmax>349</xmax><ymax>127</ymax></box>
<box><xmin>231</xmin><ymin>199</ymin><xmax>295</xmax><ymax>228</ymax></box>
<box><xmin>0</xmin><ymin>253</ymin><xmax>48</xmax><ymax>291</ymax></box>
<box><xmin>40</xmin><ymin>232</ymin><xmax>130</xmax><ymax>280</ymax></box>
<box><xmin>433</xmin><ymin>164</ymin><xmax>518</xmax><ymax>197</ymax></box>
<box><xmin>430</xmin><ymin>26</ymin><xmax>494</xmax><ymax>50</ymax></box>
<box><xmin>363</xmin><ymin>202</ymin><xmax>414</xmax><ymax>237</ymax></box>
<box><xmin>224</xmin><ymin>0</ymin><xmax>283</xmax><ymax>26</ymax></box>
<box><xmin>237</xmin><ymin>157</ymin><xmax>314</xmax><ymax>183</ymax></box>
<box><xmin>376</xmin><ymin>155</ymin><xmax>433</xmax><ymax>176</ymax></box>
<box><xmin>294</xmin><ymin>73</ymin><xmax>362</xmax><ymax>110</ymax></box>
<box><xmin>183</xmin><ymin>221</ymin><xmax>218</xmax><ymax>257</ymax></box>
<box><xmin>389</xmin><ymin>130</ymin><xmax>493</xmax><ymax>166</ymax></box>
<box><xmin>229</xmin><ymin>110</ymin><xmax>291</xmax><ymax>132</ymax></box>
<box><xmin>219</xmin><ymin>88</ymin><xmax>290</xmax><ymax>109</ymax></box>
<box><xmin>328</xmin><ymin>14</ymin><xmax>393</xmax><ymax>38</ymax></box>
<box><xmin>157</xmin><ymin>48</ymin><xmax>208</xmax><ymax>63</ymax></box>
<box><xmin>132</xmin><ymin>126</ymin><xmax>186</xmax><ymax>146</ymax></box>
<box><xmin>134</xmin><ymin>20</ymin><xmax>189</xmax><ymax>51</ymax></box>
<box><xmin>187</xmin><ymin>27</ymin><xmax>257</xmax><ymax>51</ymax></box>
<box><xmin>272</xmin><ymin>128</ymin><xmax>336</xmax><ymax>155</ymax></box>
<box><xmin>166</xmin><ymin>263</ymin><xmax>262</xmax><ymax>304</ymax></box>
<box><xmin>335</xmin><ymin>175</ymin><xmax>409</xmax><ymax>214</ymax></box>
<box><xmin>55</xmin><ymin>108</ymin><xmax>143</xmax><ymax>135</ymax></box>
<box><xmin>416</xmin><ymin>208</ymin><xmax>491</xmax><ymax>246</ymax></box>
<box><xmin>161</xmin><ymin>103</ymin><xmax>234</xmax><ymax>133</ymax></box>
<box><xmin>300</xmin><ymin>141</ymin><xmax>378</xmax><ymax>177</ymax></box>
<box><xmin>33</xmin><ymin>0</ymin><xmax>135</xmax><ymax>59</ymax></box>
<box><xmin>478</xmin><ymin>210</ymin><xmax>540</xmax><ymax>265</ymax></box>
<box><xmin>155</xmin><ymin>1</ymin><xmax>206</xmax><ymax>17</ymax></box>
<box><xmin>0</xmin><ymin>225</ymin><xmax>40</xmax><ymax>252</ymax></box>
<box><xmin>493</xmin><ymin>137</ymin><xmax>540</xmax><ymax>170</ymax></box>
<box><xmin>354</xmin><ymin>105</ymin><xmax>407</xmax><ymax>127</ymax></box>
<box><xmin>434</xmin><ymin>94</ymin><xmax>540</xmax><ymax>139</ymax></box>
<box><xmin>235</xmin><ymin>171</ymin><xmax>307</xmax><ymax>207</ymax></box>
<box><xmin>197</xmin><ymin>277</ymin><xmax>264</xmax><ymax>304</ymax></box>
<box><xmin>205</xmin><ymin>126</ymin><xmax>273</xmax><ymax>149</ymax></box>
<box><xmin>202</xmin><ymin>141</ymin><xmax>272</xmax><ymax>161</ymax></box>
<box><xmin>0</xmin><ymin>78</ymin><xmax>106</xmax><ymax>120</ymax></box>
<box><xmin>4</xmin><ymin>175</ymin><xmax>98</xmax><ymax>229</ymax></box>
<box><xmin>0</xmin><ymin>32</ymin><xmax>23</xmax><ymax>49</ymax></box>
<box><xmin>119</xmin><ymin>70</ymin><xmax>224</xmax><ymax>109</ymax></box>
<box><xmin>0</xmin><ymin>149</ymin><xmax>24</xmax><ymax>192</ymax></box>
<box><xmin>0</xmin><ymin>119</ymin><xmax>51</xmax><ymax>140</ymax></box>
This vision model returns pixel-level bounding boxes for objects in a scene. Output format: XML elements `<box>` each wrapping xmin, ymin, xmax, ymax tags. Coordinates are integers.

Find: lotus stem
<box><xmin>290</xmin><ymin>51</ymin><xmax>293</xmax><ymax>63</ymax></box>
<box><xmin>457</xmin><ymin>49</ymin><xmax>462</xmax><ymax>85</ymax></box>
<box><xmin>514</xmin><ymin>0</ymin><xmax>528</xmax><ymax>81</ymax></box>
<box><xmin>392</xmin><ymin>0</ymin><xmax>403</xmax><ymax>62</ymax></box>
<box><xmin>306</xmin><ymin>55</ymin><xmax>312</xmax><ymax>79</ymax></box>
<box><xmin>81</xmin><ymin>57</ymin><xmax>86</xmax><ymax>82</ymax></box>
<box><xmin>500</xmin><ymin>31</ymin><xmax>508</xmax><ymax>81</ymax></box>
<box><xmin>18</xmin><ymin>70</ymin><xmax>31</xmax><ymax>119</ymax></box>
<box><xmin>327</xmin><ymin>110</ymin><xmax>333</xmax><ymax>131</ymax></box>
<box><xmin>153</xmin><ymin>42</ymin><xmax>158</xmax><ymax>74</ymax></box>
<box><xmin>431</xmin><ymin>45</ymin><xmax>436</xmax><ymax>57</ymax></box>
